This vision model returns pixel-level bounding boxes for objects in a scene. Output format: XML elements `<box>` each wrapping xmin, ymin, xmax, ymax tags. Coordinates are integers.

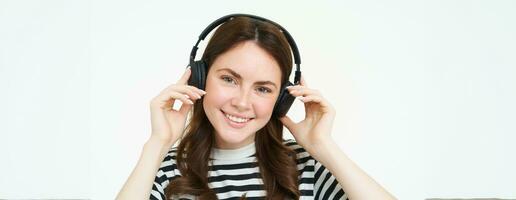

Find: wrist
<box><xmin>304</xmin><ymin>137</ymin><xmax>335</xmax><ymax>153</ymax></box>
<box><xmin>145</xmin><ymin>136</ymin><xmax>174</xmax><ymax>155</ymax></box>
<box><xmin>306</xmin><ymin>138</ymin><xmax>340</xmax><ymax>164</ymax></box>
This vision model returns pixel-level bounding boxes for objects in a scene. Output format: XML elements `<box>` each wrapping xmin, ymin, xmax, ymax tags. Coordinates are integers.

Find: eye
<box><xmin>257</xmin><ymin>87</ymin><xmax>272</xmax><ymax>94</ymax></box>
<box><xmin>221</xmin><ymin>75</ymin><xmax>236</xmax><ymax>84</ymax></box>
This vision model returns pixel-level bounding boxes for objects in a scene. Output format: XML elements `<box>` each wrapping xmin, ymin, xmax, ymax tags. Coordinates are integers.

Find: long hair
<box><xmin>165</xmin><ymin>16</ymin><xmax>300</xmax><ymax>200</ymax></box>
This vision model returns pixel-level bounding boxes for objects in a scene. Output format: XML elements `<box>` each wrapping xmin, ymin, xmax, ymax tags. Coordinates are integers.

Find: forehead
<box><xmin>210</xmin><ymin>41</ymin><xmax>282</xmax><ymax>84</ymax></box>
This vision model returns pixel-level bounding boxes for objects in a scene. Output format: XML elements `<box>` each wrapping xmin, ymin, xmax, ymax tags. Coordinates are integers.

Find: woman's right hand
<box><xmin>149</xmin><ymin>66</ymin><xmax>206</xmax><ymax>147</ymax></box>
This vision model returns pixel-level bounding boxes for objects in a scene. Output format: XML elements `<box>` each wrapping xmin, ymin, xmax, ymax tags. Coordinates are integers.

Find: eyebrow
<box><xmin>216</xmin><ymin>68</ymin><xmax>278</xmax><ymax>89</ymax></box>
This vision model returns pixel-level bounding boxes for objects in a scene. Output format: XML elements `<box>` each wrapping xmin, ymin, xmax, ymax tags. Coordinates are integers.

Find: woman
<box><xmin>116</xmin><ymin>15</ymin><xmax>396</xmax><ymax>200</ymax></box>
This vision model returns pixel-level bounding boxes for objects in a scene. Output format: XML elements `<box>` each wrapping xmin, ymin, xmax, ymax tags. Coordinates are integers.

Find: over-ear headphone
<box><xmin>187</xmin><ymin>13</ymin><xmax>302</xmax><ymax>117</ymax></box>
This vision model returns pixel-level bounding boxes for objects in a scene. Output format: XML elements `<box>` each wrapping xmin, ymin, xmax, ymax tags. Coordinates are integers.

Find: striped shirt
<box><xmin>151</xmin><ymin>139</ymin><xmax>348</xmax><ymax>200</ymax></box>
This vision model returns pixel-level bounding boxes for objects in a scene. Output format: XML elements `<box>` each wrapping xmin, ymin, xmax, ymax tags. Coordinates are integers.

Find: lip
<box><xmin>221</xmin><ymin>110</ymin><xmax>254</xmax><ymax>119</ymax></box>
<box><xmin>221</xmin><ymin>110</ymin><xmax>253</xmax><ymax>129</ymax></box>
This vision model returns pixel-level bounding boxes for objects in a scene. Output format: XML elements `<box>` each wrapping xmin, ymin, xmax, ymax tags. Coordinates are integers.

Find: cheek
<box><xmin>255</xmin><ymin>98</ymin><xmax>277</xmax><ymax>117</ymax></box>
<box><xmin>204</xmin><ymin>84</ymin><xmax>230</xmax><ymax>106</ymax></box>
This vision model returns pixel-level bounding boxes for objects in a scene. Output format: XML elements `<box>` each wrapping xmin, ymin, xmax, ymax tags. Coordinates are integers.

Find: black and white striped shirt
<box><xmin>151</xmin><ymin>139</ymin><xmax>347</xmax><ymax>199</ymax></box>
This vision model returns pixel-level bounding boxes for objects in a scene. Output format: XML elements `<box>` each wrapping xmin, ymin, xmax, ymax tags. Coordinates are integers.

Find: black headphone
<box><xmin>187</xmin><ymin>13</ymin><xmax>302</xmax><ymax>117</ymax></box>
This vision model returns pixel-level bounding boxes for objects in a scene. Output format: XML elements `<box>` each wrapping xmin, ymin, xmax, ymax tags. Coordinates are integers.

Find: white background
<box><xmin>1</xmin><ymin>0</ymin><xmax>515</xmax><ymax>199</ymax></box>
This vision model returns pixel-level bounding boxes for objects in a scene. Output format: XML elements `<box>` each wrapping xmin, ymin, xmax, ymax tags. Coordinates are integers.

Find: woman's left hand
<box><xmin>279</xmin><ymin>75</ymin><xmax>336</xmax><ymax>151</ymax></box>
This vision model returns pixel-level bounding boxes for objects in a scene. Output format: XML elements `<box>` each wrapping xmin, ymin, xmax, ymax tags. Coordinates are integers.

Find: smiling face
<box><xmin>202</xmin><ymin>41</ymin><xmax>282</xmax><ymax>149</ymax></box>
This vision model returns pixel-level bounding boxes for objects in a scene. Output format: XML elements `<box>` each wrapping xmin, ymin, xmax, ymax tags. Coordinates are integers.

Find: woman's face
<box><xmin>203</xmin><ymin>41</ymin><xmax>282</xmax><ymax>149</ymax></box>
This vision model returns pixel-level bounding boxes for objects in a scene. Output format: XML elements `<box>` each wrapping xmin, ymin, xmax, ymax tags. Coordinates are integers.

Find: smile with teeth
<box><xmin>223</xmin><ymin>111</ymin><xmax>253</xmax><ymax>123</ymax></box>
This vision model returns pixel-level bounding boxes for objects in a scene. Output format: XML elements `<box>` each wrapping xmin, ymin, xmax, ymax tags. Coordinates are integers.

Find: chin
<box><xmin>214</xmin><ymin>126</ymin><xmax>255</xmax><ymax>146</ymax></box>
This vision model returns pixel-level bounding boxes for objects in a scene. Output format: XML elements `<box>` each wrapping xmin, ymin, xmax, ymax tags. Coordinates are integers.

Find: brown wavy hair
<box><xmin>165</xmin><ymin>16</ymin><xmax>300</xmax><ymax>199</ymax></box>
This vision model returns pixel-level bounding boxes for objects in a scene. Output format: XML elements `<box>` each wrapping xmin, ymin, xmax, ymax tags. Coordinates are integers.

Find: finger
<box><xmin>164</xmin><ymin>85</ymin><xmax>205</xmax><ymax>100</ymax></box>
<box><xmin>165</xmin><ymin>84</ymin><xmax>205</xmax><ymax>95</ymax></box>
<box><xmin>300</xmin><ymin>95</ymin><xmax>335</xmax><ymax>115</ymax></box>
<box><xmin>286</xmin><ymin>84</ymin><xmax>314</xmax><ymax>91</ymax></box>
<box><xmin>298</xmin><ymin>94</ymin><xmax>333</xmax><ymax>113</ymax></box>
<box><xmin>178</xmin><ymin>98</ymin><xmax>194</xmax><ymax>114</ymax></box>
<box><xmin>298</xmin><ymin>95</ymin><xmax>323</xmax><ymax>104</ymax></box>
<box><xmin>279</xmin><ymin>115</ymin><xmax>295</xmax><ymax>130</ymax></box>
<box><xmin>176</xmin><ymin>66</ymin><xmax>192</xmax><ymax>85</ymax></box>
<box><xmin>287</xmin><ymin>87</ymin><xmax>320</xmax><ymax>97</ymax></box>
<box><xmin>299</xmin><ymin>95</ymin><xmax>325</xmax><ymax>116</ymax></box>
<box><xmin>157</xmin><ymin>91</ymin><xmax>194</xmax><ymax>109</ymax></box>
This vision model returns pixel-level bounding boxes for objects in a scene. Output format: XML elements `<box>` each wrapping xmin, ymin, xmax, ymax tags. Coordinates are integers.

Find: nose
<box><xmin>231</xmin><ymin>88</ymin><xmax>252</xmax><ymax>112</ymax></box>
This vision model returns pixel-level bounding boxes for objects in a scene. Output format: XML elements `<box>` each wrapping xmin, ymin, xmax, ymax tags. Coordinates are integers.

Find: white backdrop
<box><xmin>1</xmin><ymin>0</ymin><xmax>515</xmax><ymax>199</ymax></box>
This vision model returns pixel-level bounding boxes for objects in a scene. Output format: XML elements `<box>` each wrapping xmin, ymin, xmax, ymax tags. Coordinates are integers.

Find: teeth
<box><xmin>224</xmin><ymin>113</ymin><xmax>250</xmax><ymax>123</ymax></box>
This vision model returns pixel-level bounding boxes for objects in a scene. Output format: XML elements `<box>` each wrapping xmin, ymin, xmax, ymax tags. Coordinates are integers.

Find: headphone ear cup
<box><xmin>188</xmin><ymin>60</ymin><xmax>208</xmax><ymax>90</ymax></box>
<box><xmin>273</xmin><ymin>81</ymin><xmax>295</xmax><ymax>117</ymax></box>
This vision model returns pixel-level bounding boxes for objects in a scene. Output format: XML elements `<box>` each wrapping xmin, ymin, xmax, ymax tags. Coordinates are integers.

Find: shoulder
<box><xmin>152</xmin><ymin>147</ymin><xmax>181</xmax><ymax>198</ymax></box>
<box><xmin>283</xmin><ymin>139</ymin><xmax>313</xmax><ymax>164</ymax></box>
<box><xmin>283</xmin><ymin>138</ymin><xmax>307</xmax><ymax>153</ymax></box>
<box><xmin>157</xmin><ymin>146</ymin><xmax>180</xmax><ymax>176</ymax></box>
<box><xmin>163</xmin><ymin>146</ymin><xmax>178</xmax><ymax>164</ymax></box>
<box><xmin>283</xmin><ymin>139</ymin><xmax>303</xmax><ymax>151</ymax></box>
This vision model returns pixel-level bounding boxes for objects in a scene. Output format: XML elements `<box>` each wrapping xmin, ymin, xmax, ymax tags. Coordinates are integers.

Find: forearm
<box><xmin>116</xmin><ymin>136</ymin><xmax>172</xmax><ymax>200</ymax></box>
<box><xmin>309</xmin><ymin>139</ymin><xmax>396</xmax><ymax>200</ymax></box>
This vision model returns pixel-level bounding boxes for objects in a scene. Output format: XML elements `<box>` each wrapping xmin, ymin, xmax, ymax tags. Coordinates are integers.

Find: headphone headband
<box><xmin>189</xmin><ymin>13</ymin><xmax>301</xmax><ymax>85</ymax></box>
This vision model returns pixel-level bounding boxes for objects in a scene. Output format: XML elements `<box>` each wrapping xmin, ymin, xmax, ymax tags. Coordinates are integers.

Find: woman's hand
<box><xmin>280</xmin><ymin>79</ymin><xmax>397</xmax><ymax>200</ymax></box>
<box><xmin>149</xmin><ymin>66</ymin><xmax>206</xmax><ymax>147</ymax></box>
<box><xmin>279</xmin><ymin>75</ymin><xmax>336</xmax><ymax>151</ymax></box>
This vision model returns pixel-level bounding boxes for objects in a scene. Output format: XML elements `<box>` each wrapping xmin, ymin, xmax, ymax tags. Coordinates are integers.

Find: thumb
<box><xmin>279</xmin><ymin>115</ymin><xmax>295</xmax><ymax>131</ymax></box>
<box><xmin>178</xmin><ymin>100</ymin><xmax>193</xmax><ymax>115</ymax></box>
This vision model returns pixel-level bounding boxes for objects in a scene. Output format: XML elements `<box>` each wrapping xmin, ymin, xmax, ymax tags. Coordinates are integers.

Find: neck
<box><xmin>214</xmin><ymin>136</ymin><xmax>255</xmax><ymax>149</ymax></box>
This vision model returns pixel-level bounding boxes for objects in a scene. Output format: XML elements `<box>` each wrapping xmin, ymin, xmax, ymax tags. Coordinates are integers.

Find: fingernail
<box><xmin>187</xmin><ymin>100</ymin><xmax>194</xmax><ymax>104</ymax></box>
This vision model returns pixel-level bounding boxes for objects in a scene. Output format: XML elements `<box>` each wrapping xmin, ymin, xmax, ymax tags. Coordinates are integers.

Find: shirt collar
<box><xmin>210</xmin><ymin>142</ymin><xmax>256</xmax><ymax>160</ymax></box>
